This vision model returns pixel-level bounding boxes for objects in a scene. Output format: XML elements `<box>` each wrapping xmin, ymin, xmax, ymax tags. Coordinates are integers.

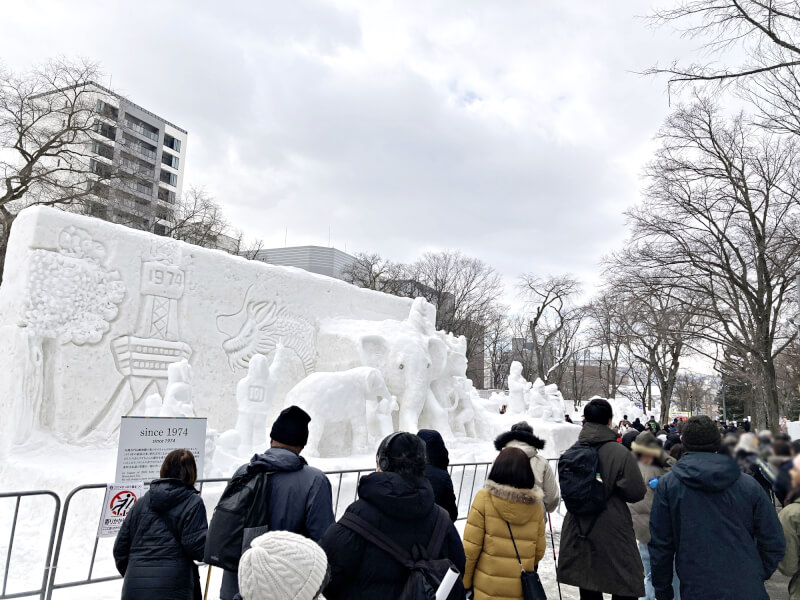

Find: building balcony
<box><xmin>123</xmin><ymin>118</ymin><xmax>159</xmax><ymax>142</ymax></box>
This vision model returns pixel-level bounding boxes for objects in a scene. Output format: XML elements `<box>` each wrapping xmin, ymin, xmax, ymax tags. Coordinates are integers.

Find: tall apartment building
<box><xmin>81</xmin><ymin>82</ymin><xmax>187</xmax><ymax>233</ymax></box>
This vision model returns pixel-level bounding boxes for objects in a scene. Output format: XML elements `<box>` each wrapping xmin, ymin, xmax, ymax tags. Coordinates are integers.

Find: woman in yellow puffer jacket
<box><xmin>463</xmin><ymin>447</ymin><xmax>546</xmax><ymax>600</ymax></box>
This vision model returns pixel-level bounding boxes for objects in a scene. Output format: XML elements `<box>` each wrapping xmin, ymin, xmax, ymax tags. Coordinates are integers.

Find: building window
<box><xmin>154</xmin><ymin>223</ymin><xmax>168</xmax><ymax>236</ymax></box>
<box><xmin>164</xmin><ymin>134</ymin><xmax>181</xmax><ymax>152</ymax></box>
<box><xmin>159</xmin><ymin>170</ymin><xmax>178</xmax><ymax>186</ymax></box>
<box><xmin>161</xmin><ymin>151</ymin><xmax>179</xmax><ymax>169</ymax></box>
<box><xmin>95</xmin><ymin>99</ymin><xmax>119</xmax><ymax>120</ymax></box>
<box><xmin>157</xmin><ymin>186</ymin><xmax>176</xmax><ymax>204</ymax></box>
<box><xmin>123</xmin><ymin>114</ymin><xmax>159</xmax><ymax>142</ymax></box>
<box><xmin>91</xmin><ymin>140</ymin><xmax>114</xmax><ymax>160</ymax></box>
<box><xmin>93</xmin><ymin>119</ymin><xmax>117</xmax><ymax>140</ymax></box>
<box><xmin>90</xmin><ymin>158</ymin><xmax>112</xmax><ymax>178</ymax></box>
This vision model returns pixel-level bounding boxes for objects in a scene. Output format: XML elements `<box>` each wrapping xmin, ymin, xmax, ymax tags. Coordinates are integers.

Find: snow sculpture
<box><xmin>235</xmin><ymin>353</ymin><xmax>275</xmax><ymax>456</ymax></box>
<box><xmin>144</xmin><ymin>393</ymin><xmax>162</xmax><ymax>417</ymax></box>
<box><xmin>368</xmin><ymin>396</ymin><xmax>399</xmax><ymax>444</ymax></box>
<box><xmin>507</xmin><ymin>361</ymin><xmax>532</xmax><ymax>414</ymax></box>
<box><xmin>316</xmin><ymin>310</ymin><xmax>449</xmax><ymax>434</ymax></box>
<box><xmin>285</xmin><ymin>367</ymin><xmax>393</xmax><ymax>457</ymax></box>
<box><xmin>159</xmin><ymin>360</ymin><xmax>195</xmax><ymax>418</ymax></box>
<box><xmin>0</xmin><ymin>207</ymin><xmax>413</xmax><ymax>444</ymax></box>
<box><xmin>11</xmin><ymin>226</ymin><xmax>126</xmax><ymax>444</ymax></box>
<box><xmin>527</xmin><ymin>378</ymin><xmax>564</xmax><ymax>422</ymax></box>
<box><xmin>212</xmin><ymin>430</ymin><xmax>244</xmax><ymax>477</ymax></box>
<box><xmin>217</xmin><ymin>285</ymin><xmax>316</xmax><ymax>373</ymax></box>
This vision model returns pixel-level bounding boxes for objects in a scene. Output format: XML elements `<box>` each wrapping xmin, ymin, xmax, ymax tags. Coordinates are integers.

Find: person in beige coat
<box><xmin>463</xmin><ymin>447</ymin><xmax>546</xmax><ymax>600</ymax></box>
<box><xmin>628</xmin><ymin>431</ymin><xmax>678</xmax><ymax>600</ymax></box>
<box><xmin>778</xmin><ymin>455</ymin><xmax>800</xmax><ymax>599</ymax></box>
<box><xmin>494</xmin><ymin>421</ymin><xmax>560</xmax><ymax>512</ymax></box>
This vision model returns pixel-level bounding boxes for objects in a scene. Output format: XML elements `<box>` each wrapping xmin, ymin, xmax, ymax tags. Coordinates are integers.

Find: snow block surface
<box><xmin>0</xmin><ymin>207</ymin><xmax>413</xmax><ymax>447</ymax></box>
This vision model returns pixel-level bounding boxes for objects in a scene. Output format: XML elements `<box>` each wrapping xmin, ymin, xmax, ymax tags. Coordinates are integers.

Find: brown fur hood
<box><xmin>485</xmin><ymin>480</ymin><xmax>544</xmax><ymax>505</ymax></box>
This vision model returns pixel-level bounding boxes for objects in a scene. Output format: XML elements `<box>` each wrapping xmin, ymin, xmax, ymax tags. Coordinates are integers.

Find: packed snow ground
<box><xmin>0</xmin><ymin>405</ymin><xmax>590</xmax><ymax>599</ymax></box>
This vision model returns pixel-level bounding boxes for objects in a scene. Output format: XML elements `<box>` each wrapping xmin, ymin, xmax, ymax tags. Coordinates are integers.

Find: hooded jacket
<box><xmin>649</xmin><ymin>452</ymin><xmax>785</xmax><ymax>600</ymax></box>
<box><xmin>779</xmin><ymin>496</ymin><xmax>800</xmax><ymax>599</ymax></box>
<box><xmin>494</xmin><ymin>429</ymin><xmax>560</xmax><ymax>513</ymax></box>
<box><xmin>557</xmin><ymin>422</ymin><xmax>647</xmax><ymax>598</ymax></box>
<box><xmin>219</xmin><ymin>447</ymin><xmax>335</xmax><ymax>600</ymax></box>
<box><xmin>627</xmin><ymin>432</ymin><xmax>674</xmax><ymax>544</ymax></box>
<box><xmin>113</xmin><ymin>479</ymin><xmax>208</xmax><ymax>600</ymax></box>
<box><xmin>463</xmin><ymin>481</ymin><xmax>546</xmax><ymax>600</ymax></box>
<box><xmin>319</xmin><ymin>471</ymin><xmax>466</xmax><ymax>600</ymax></box>
<box><xmin>418</xmin><ymin>429</ymin><xmax>459</xmax><ymax>521</ymax></box>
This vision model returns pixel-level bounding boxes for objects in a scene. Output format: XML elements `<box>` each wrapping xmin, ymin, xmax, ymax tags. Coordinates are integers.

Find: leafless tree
<box><xmin>341</xmin><ymin>252</ymin><xmax>408</xmax><ymax>295</ymax></box>
<box><xmin>518</xmin><ymin>274</ymin><xmax>584</xmax><ymax>383</ymax></box>
<box><xmin>229</xmin><ymin>231</ymin><xmax>265</xmax><ymax>259</ymax></box>
<box><xmin>0</xmin><ymin>58</ymin><xmax>126</xmax><ymax>282</ymax></box>
<box><xmin>585</xmin><ymin>292</ymin><xmax>630</xmax><ymax>398</ymax></box>
<box><xmin>484</xmin><ymin>306</ymin><xmax>512</xmax><ymax>389</ymax></box>
<box><xmin>624</xmin><ymin>98</ymin><xmax>800</xmax><ymax>432</ymax></box>
<box><xmin>408</xmin><ymin>251</ymin><xmax>504</xmax><ymax>379</ymax></box>
<box><xmin>162</xmin><ymin>186</ymin><xmax>233</xmax><ymax>249</ymax></box>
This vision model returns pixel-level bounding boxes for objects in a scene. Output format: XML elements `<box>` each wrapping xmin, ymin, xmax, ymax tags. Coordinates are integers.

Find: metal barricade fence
<box><xmin>39</xmin><ymin>462</ymin><xmax>493</xmax><ymax>599</ymax></box>
<box><xmin>0</xmin><ymin>491</ymin><xmax>60</xmax><ymax>600</ymax></box>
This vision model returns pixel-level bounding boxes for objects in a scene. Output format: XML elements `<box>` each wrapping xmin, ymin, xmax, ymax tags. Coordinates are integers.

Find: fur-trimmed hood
<box><xmin>494</xmin><ymin>429</ymin><xmax>546</xmax><ymax>455</ymax></box>
<box><xmin>484</xmin><ymin>480</ymin><xmax>544</xmax><ymax>526</ymax></box>
<box><xmin>485</xmin><ymin>480</ymin><xmax>544</xmax><ymax>505</ymax></box>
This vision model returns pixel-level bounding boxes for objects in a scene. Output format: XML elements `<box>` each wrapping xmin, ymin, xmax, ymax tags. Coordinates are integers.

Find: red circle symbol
<box><xmin>109</xmin><ymin>490</ymin><xmax>138</xmax><ymax>517</ymax></box>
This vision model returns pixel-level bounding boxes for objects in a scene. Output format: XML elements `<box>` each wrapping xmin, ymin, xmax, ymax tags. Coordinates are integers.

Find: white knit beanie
<box><xmin>238</xmin><ymin>531</ymin><xmax>329</xmax><ymax>600</ymax></box>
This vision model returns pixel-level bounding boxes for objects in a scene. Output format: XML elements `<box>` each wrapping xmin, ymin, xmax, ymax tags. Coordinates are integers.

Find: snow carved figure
<box><xmin>507</xmin><ymin>361</ymin><xmax>532</xmax><ymax>414</ymax></box>
<box><xmin>316</xmin><ymin>306</ymin><xmax>450</xmax><ymax>434</ymax></box>
<box><xmin>285</xmin><ymin>367</ymin><xmax>393</xmax><ymax>457</ymax></box>
<box><xmin>542</xmin><ymin>383</ymin><xmax>565</xmax><ymax>422</ymax></box>
<box><xmin>159</xmin><ymin>360</ymin><xmax>195</xmax><ymax>418</ymax></box>
<box><xmin>144</xmin><ymin>393</ymin><xmax>162</xmax><ymax>417</ymax></box>
<box><xmin>235</xmin><ymin>353</ymin><xmax>275</xmax><ymax>457</ymax></box>
<box><xmin>368</xmin><ymin>396</ymin><xmax>399</xmax><ymax>445</ymax></box>
<box><xmin>213</xmin><ymin>430</ymin><xmax>244</xmax><ymax>477</ymax></box>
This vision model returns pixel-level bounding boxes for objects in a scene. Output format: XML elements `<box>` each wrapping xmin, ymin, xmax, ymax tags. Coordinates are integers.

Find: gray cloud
<box><xmin>0</xmin><ymin>0</ymin><xmax>699</xmax><ymax>293</ymax></box>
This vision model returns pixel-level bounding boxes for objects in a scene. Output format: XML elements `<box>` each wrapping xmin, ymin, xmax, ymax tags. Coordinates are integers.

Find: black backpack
<box><xmin>204</xmin><ymin>463</ymin><xmax>273</xmax><ymax>572</ymax></box>
<box><xmin>558</xmin><ymin>440</ymin><xmax>611</xmax><ymax>520</ymax></box>
<box><xmin>339</xmin><ymin>507</ymin><xmax>464</xmax><ymax>600</ymax></box>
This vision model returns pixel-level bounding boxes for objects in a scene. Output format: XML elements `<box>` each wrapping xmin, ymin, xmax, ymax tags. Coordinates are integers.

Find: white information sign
<box><xmin>97</xmin><ymin>482</ymin><xmax>146</xmax><ymax>538</ymax></box>
<box><xmin>116</xmin><ymin>416</ymin><xmax>207</xmax><ymax>483</ymax></box>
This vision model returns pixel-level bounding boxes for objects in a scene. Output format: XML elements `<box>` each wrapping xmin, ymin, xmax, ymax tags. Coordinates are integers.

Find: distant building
<box><xmin>250</xmin><ymin>246</ymin><xmax>358</xmax><ymax>280</ymax></box>
<box><xmin>51</xmin><ymin>82</ymin><xmax>189</xmax><ymax>234</ymax></box>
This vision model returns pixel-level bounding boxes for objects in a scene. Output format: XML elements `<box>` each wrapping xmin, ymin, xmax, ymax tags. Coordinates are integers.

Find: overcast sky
<box><xmin>1</xmin><ymin>0</ymin><xmax>700</xmax><ymax>294</ymax></box>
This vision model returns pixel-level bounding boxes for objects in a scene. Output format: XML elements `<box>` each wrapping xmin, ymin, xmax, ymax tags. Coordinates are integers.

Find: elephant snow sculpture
<box><xmin>316</xmin><ymin>310</ymin><xmax>450</xmax><ymax>435</ymax></box>
<box><xmin>285</xmin><ymin>367</ymin><xmax>393</xmax><ymax>457</ymax></box>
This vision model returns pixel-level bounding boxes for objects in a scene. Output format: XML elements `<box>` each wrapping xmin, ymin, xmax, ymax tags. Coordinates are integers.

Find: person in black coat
<box><xmin>114</xmin><ymin>449</ymin><xmax>208</xmax><ymax>600</ymax></box>
<box><xmin>319</xmin><ymin>432</ymin><xmax>466</xmax><ymax>600</ymax></box>
<box><xmin>417</xmin><ymin>429</ymin><xmax>459</xmax><ymax>521</ymax></box>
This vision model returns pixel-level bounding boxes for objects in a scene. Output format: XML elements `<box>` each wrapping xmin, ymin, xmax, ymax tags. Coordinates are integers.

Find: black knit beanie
<box><xmin>270</xmin><ymin>405</ymin><xmax>311</xmax><ymax>447</ymax></box>
<box><xmin>681</xmin><ymin>415</ymin><xmax>721</xmax><ymax>453</ymax></box>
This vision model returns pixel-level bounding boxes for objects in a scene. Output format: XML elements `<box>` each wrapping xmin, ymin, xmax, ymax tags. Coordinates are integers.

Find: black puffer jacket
<box><xmin>320</xmin><ymin>471</ymin><xmax>467</xmax><ymax>600</ymax></box>
<box><xmin>418</xmin><ymin>429</ymin><xmax>459</xmax><ymax>521</ymax></box>
<box><xmin>114</xmin><ymin>479</ymin><xmax>207</xmax><ymax>600</ymax></box>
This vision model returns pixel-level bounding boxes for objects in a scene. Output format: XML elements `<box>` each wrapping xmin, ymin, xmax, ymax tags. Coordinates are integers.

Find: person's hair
<box><xmin>488</xmin><ymin>447</ymin><xmax>535</xmax><ymax>489</ymax></box>
<box><xmin>382</xmin><ymin>433</ymin><xmax>426</xmax><ymax>479</ymax></box>
<box><xmin>776</xmin><ymin>432</ymin><xmax>792</xmax><ymax>443</ymax></box>
<box><xmin>160</xmin><ymin>449</ymin><xmax>197</xmax><ymax>486</ymax></box>
<box><xmin>584</xmin><ymin>398</ymin><xmax>613</xmax><ymax>425</ymax></box>
<box><xmin>669</xmin><ymin>443</ymin><xmax>687</xmax><ymax>461</ymax></box>
<box><xmin>623</xmin><ymin>415</ymin><xmax>628</xmax><ymax>420</ymax></box>
<box><xmin>774</xmin><ymin>441</ymin><xmax>792</xmax><ymax>457</ymax></box>
<box><xmin>791</xmin><ymin>440</ymin><xmax>800</xmax><ymax>456</ymax></box>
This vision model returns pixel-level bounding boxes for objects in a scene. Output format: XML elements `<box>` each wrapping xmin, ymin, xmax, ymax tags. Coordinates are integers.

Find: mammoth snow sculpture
<box><xmin>285</xmin><ymin>367</ymin><xmax>393</xmax><ymax>457</ymax></box>
<box><xmin>316</xmin><ymin>308</ymin><xmax>450</xmax><ymax>435</ymax></box>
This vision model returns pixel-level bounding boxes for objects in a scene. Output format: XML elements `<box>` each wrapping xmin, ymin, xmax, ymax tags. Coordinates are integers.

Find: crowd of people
<box><xmin>111</xmin><ymin>401</ymin><xmax>800</xmax><ymax>600</ymax></box>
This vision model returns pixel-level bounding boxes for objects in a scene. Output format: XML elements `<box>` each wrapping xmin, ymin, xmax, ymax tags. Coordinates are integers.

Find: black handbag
<box><xmin>506</xmin><ymin>521</ymin><xmax>547</xmax><ymax>600</ymax></box>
